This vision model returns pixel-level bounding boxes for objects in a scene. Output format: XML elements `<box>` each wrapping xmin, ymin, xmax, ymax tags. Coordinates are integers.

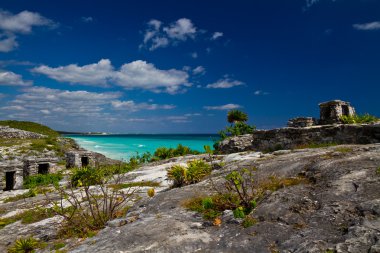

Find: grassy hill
<box><xmin>0</xmin><ymin>120</ymin><xmax>60</xmax><ymax>138</ymax></box>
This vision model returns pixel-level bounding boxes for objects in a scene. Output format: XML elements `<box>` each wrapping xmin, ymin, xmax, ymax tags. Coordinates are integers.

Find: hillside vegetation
<box><xmin>0</xmin><ymin>120</ymin><xmax>60</xmax><ymax>138</ymax></box>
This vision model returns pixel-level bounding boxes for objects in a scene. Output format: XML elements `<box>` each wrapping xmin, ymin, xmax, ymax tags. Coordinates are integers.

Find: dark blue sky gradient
<box><xmin>0</xmin><ymin>0</ymin><xmax>379</xmax><ymax>133</ymax></box>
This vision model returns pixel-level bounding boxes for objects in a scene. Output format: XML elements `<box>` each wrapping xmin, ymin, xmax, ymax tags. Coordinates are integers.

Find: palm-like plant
<box><xmin>227</xmin><ymin>110</ymin><xmax>248</xmax><ymax>124</ymax></box>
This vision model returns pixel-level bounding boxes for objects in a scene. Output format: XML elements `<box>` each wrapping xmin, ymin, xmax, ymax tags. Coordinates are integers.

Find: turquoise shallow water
<box><xmin>65</xmin><ymin>134</ymin><xmax>218</xmax><ymax>161</ymax></box>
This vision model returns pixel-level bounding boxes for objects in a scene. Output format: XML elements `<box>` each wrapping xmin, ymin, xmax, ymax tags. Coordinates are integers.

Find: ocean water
<box><xmin>65</xmin><ymin>134</ymin><xmax>218</xmax><ymax>161</ymax></box>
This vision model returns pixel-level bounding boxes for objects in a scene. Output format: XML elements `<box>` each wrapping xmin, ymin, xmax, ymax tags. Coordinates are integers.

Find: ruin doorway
<box><xmin>322</xmin><ymin>107</ymin><xmax>332</xmax><ymax>121</ymax></box>
<box><xmin>81</xmin><ymin>157</ymin><xmax>89</xmax><ymax>167</ymax></box>
<box><xmin>5</xmin><ymin>171</ymin><xmax>15</xmax><ymax>191</ymax></box>
<box><xmin>38</xmin><ymin>163</ymin><xmax>49</xmax><ymax>174</ymax></box>
<box><xmin>342</xmin><ymin>105</ymin><xmax>349</xmax><ymax>116</ymax></box>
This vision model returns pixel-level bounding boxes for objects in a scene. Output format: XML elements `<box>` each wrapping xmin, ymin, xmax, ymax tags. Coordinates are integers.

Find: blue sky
<box><xmin>0</xmin><ymin>0</ymin><xmax>379</xmax><ymax>133</ymax></box>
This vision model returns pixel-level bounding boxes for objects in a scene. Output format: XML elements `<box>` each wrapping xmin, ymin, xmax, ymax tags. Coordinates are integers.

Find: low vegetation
<box><xmin>340</xmin><ymin>113</ymin><xmax>379</xmax><ymax>124</ymax></box>
<box><xmin>184</xmin><ymin>167</ymin><xmax>307</xmax><ymax>226</ymax></box>
<box><xmin>0</xmin><ymin>120</ymin><xmax>60</xmax><ymax>138</ymax></box>
<box><xmin>7</xmin><ymin>237</ymin><xmax>40</xmax><ymax>253</ymax></box>
<box><xmin>214</xmin><ymin>110</ymin><xmax>256</xmax><ymax>148</ymax></box>
<box><xmin>47</xmin><ymin>164</ymin><xmax>136</xmax><ymax>238</ymax></box>
<box><xmin>295</xmin><ymin>142</ymin><xmax>338</xmax><ymax>149</ymax></box>
<box><xmin>23</xmin><ymin>173</ymin><xmax>63</xmax><ymax>189</ymax></box>
<box><xmin>167</xmin><ymin>159</ymin><xmax>212</xmax><ymax>187</ymax></box>
<box><xmin>152</xmin><ymin>144</ymin><xmax>201</xmax><ymax>161</ymax></box>
<box><xmin>109</xmin><ymin>181</ymin><xmax>160</xmax><ymax>190</ymax></box>
<box><xmin>0</xmin><ymin>207</ymin><xmax>56</xmax><ymax>229</ymax></box>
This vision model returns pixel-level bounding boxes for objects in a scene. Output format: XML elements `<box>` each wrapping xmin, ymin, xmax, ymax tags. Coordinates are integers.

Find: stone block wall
<box><xmin>218</xmin><ymin>123</ymin><xmax>380</xmax><ymax>154</ymax></box>
<box><xmin>66</xmin><ymin>151</ymin><xmax>96</xmax><ymax>168</ymax></box>
<box><xmin>287</xmin><ymin>117</ymin><xmax>317</xmax><ymax>128</ymax></box>
<box><xmin>0</xmin><ymin>162</ymin><xmax>24</xmax><ymax>190</ymax></box>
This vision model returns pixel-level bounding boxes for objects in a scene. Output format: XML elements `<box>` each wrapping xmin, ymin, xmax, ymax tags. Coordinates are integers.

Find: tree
<box><xmin>227</xmin><ymin>110</ymin><xmax>248</xmax><ymax>124</ymax></box>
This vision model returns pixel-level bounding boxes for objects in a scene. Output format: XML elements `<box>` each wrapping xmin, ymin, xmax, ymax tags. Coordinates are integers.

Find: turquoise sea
<box><xmin>65</xmin><ymin>134</ymin><xmax>218</xmax><ymax>161</ymax></box>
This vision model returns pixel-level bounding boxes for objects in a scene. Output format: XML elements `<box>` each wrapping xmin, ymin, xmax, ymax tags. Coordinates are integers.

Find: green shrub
<box><xmin>23</xmin><ymin>173</ymin><xmax>62</xmax><ymax>189</ymax></box>
<box><xmin>233</xmin><ymin>206</ymin><xmax>246</xmax><ymax>218</ymax></box>
<box><xmin>340</xmin><ymin>113</ymin><xmax>379</xmax><ymax>124</ymax></box>
<box><xmin>8</xmin><ymin>237</ymin><xmax>39</xmax><ymax>253</ymax></box>
<box><xmin>227</xmin><ymin>110</ymin><xmax>248</xmax><ymax>124</ymax></box>
<box><xmin>167</xmin><ymin>165</ymin><xmax>187</xmax><ymax>187</ymax></box>
<box><xmin>153</xmin><ymin>144</ymin><xmax>200</xmax><ymax>161</ymax></box>
<box><xmin>167</xmin><ymin>160</ymin><xmax>212</xmax><ymax>187</ymax></box>
<box><xmin>242</xmin><ymin>216</ymin><xmax>257</xmax><ymax>228</ymax></box>
<box><xmin>70</xmin><ymin>167</ymin><xmax>105</xmax><ymax>187</ymax></box>
<box><xmin>202</xmin><ymin>197</ymin><xmax>214</xmax><ymax>209</ymax></box>
<box><xmin>186</xmin><ymin>160</ymin><xmax>212</xmax><ymax>184</ymax></box>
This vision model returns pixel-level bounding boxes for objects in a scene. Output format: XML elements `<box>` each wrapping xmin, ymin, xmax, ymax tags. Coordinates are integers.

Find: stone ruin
<box><xmin>66</xmin><ymin>150</ymin><xmax>96</xmax><ymax>168</ymax></box>
<box><xmin>0</xmin><ymin>157</ymin><xmax>59</xmax><ymax>191</ymax></box>
<box><xmin>288</xmin><ymin>100</ymin><xmax>356</xmax><ymax>128</ymax></box>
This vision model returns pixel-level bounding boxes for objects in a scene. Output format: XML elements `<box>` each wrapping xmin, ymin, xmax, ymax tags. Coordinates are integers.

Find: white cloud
<box><xmin>0</xmin><ymin>9</ymin><xmax>55</xmax><ymax>34</ymax></box>
<box><xmin>254</xmin><ymin>90</ymin><xmax>269</xmax><ymax>95</ymax></box>
<box><xmin>0</xmin><ymin>70</ymin><xmax>32</xmax><ymax>86</ymax></box>
<box><xmin>32</xmin><ymin>59</ymin><xmax>190</xmax><ymax>94</ymax></box>
<box><xmin>0</xmin><ymin>9</ymin><xmax>56</xmax><ymax>53</ymax></box>
<box><xmin>190</xmin><ymin>52</ymin><xmax>198</xmax><ymax>59</ymax></box>
<box><xmin>111</xmin><ymin>100</ymin><xmax>175</xmax><ymax>111</ymax></box>
<box><xmin>113</xmin><ymin>60</ymin><xmax>190</xmax><ymax>94</ymax></box>
<box><xmin>204</xmin><ymin>104</ymin><xmax>242</xmax><ymax>110</ymax></box>
<box><xmin>0</xmin><ymin>34</ymin><xmax>18</xmax><ymax>52</ymax></box>
<box><xmin>353</xmin><ymin>21</ymin><xmax>380</xmax><ymax>31</ymax></box>
<box><xmin>32</xmin><ymin>59</ymin><xmax>114</xmax><ymax>87</ymax></box>
<box><xmin>193</xmin><ymin>66</ymin><xmax>205</xmax><ymax>75</ymax></box>
<box><xmin>211</xmin><ymin>32</ymin><xmax>223</xmax><ymax>40</ymax></box>
<box><xmin>81</xmin><ymin>17</ymin><xmax>93</xmax><ymax>23</ymax></box>
<box><xmin>163</xmin><ymin>18</ymin><xmax>197</xmax><ymax>40</ymax></box>
<box><xmin>206</xmin><ymin>77</ymin><xmax>244</xmax><ymax>89</ymax></box>
<box><xmin>141</xmin><ymin>18</ymin><xmax>198</xmax><ymax>51</ymax></box>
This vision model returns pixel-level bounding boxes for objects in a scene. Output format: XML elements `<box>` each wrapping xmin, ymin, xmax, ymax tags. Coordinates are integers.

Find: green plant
<box><xmin>23</xmin><ymin>173</ymin><xmax>62</xmax><ymax>189</ymax></box>
<box><xmin>167</xmin><ymin>165</ymin><xmax>187</xmax><ymax>187</ymax></box>
<box><xmin>202</xmin><ymin>197</ymin><xmax>214</xmax><ymax>209</ymax></box>
<box><xmin>152</xmin><ymin>144</ymin><xmax>200</xmax><ymax>161</ymax></box>
<box><xmin>108</xmin><ymin>181</ymin><xmax>160</xmax><ymax>190</ymax></box>
<box><xmin>376</xmin><ymin>167</ymin><xmax>380</xmax><ymax>175</ymax></box>
<box><xmin>242</xmin><ymin>216</ymin><xmax>257</xmax><ymax>228</ymax></box>
<box><xmin>53</xmin><ymin>242</ymin><xmax>66</xmax><ymax>250</ymax></box>
<box><xmin>233</xmin><ymin>206</ymin><xmax>246</xmax><ymax>218</ymax></box>
<box><xmin>147</xmin><ymin>188</ymin><xmax>155</xmax><ymax>197</ymax></box>
<box><xmin>227</xmin><ymin>110</ymin><xmax>248</xmax><ymax>124</ymax></box>
<box><xmin>0</xmin><ymin>120</ymin><xmax>60</xmax><ymax>138</ymax></box>
<box><xmin>7</xmin><ymin>237</ymin><xmax>39</xmax><ymax>253</ymax></box>
<box><xmin>186</xmin><ymin>160</ymin><xmax>212</xmax><ymax>184</ymax></box>
<box><xmin>340</xmin><ymin>113</ymin><xmax>379</xmax><ymax>124</ymax></box>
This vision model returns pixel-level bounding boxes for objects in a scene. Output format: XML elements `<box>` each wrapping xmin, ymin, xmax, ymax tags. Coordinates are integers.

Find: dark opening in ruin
<box><xmin>81</xmin><ymin>157</ymin><xmax>89</xmax><ymax>167</ymax></box>
<box><xmin>38</xmin><ymin>163</ymin><xmax>49</xmax><ymax>174</ymax></box>
<box><xmin>5</xmin><ymin>171</ymin><xmax>15</xmax><ymax>191</ymax></box>
<box><xmin>322</xmin><ymin>107</ymin><xmax>331</xmax><ymax>121</ymax></box>
<box><xmin>342</xmin><ymin>105</ymin><xmax>349</xmax><ymax>116</ymax></box>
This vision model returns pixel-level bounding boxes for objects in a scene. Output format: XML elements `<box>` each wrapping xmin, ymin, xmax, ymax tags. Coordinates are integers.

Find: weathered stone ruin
<box><xmin>66</xmin><ymin>150</ymin><xmax>96</xmax><ymax>168</ymax></box>
<box><xmin>319</xmin><ymin>100</ymin><xmax>356</xmax><ymax>125</ymax></box>
<box><xmin>287</xmin><ymin>117</ymin><xmax>317</xmax><ymax>128</ymax></box>
<box><xmin>218</xmin><ymin>100</ymin><xmax>380</xmax><ymax>154</ymax></box>
<box><xmin>0</xmin><ymin>157</ymin><xmax>59</xmax><ymax>191</ymax></box>
<box><xmin>0</xmin><ymin>126</ymin><xmax>46</xmax><ymax>139</ymax></box>
<box><xmin>0</xmin><ymin>161</ymin><xmax>24</xmax><ymax>191</ymax></box>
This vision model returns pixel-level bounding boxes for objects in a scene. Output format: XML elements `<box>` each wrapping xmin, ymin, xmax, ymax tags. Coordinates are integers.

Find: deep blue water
<box><xmin>65</xmin><ymin>134</ymin><xmax>218</xmax><ymax>161</ymax></box>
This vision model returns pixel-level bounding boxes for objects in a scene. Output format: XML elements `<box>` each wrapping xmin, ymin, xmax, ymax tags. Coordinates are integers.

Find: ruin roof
<box><xmin>318</xmin><ymin>100</ymin><xmax>351</xmax><ymax>106</ymax></box>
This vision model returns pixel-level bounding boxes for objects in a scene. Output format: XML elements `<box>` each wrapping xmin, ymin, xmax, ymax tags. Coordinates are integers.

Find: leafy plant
<box><xmin>153</xmin><ymin>144</ymin><xmax>200</xmax><ymax>161</ymax></box>
<box><xmin>167</xmin><ymin>165</ymin><xmax>187</xmax><ymax>187</ymax></box>
<box><xmin>8</xmin><ymin>237</ymin><xmax>39</xmax><ymax>253</ymax></box>
<box><xmin>23</xmin><ymin>173</ymin><xmax>62</xmax><ymax>189</ymax></box>
<box><xmin>340</xmin><ymin>113</ymin><xmax>379</xmax><ymax>124</ymax></box>
<box><xmin>242</xmin><ymin>216</ymin><xmax>257</xmax><ymax>228</ymax></box>
<box><xmin>227</xmin><ymin>110</ymin><xmax>248</xmax><ymax>124</ymax></box>
<box><xmin>233</xmin><ymin>206</ymin><xmax>246</xmax><ymax>218</ymax></box>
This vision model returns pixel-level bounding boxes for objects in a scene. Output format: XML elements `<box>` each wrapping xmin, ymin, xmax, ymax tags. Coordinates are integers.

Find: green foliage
<box><xmin>242</xmin><ymin>216</ymin><xmax>257</xmax><ymax>228</ymax></box>
<box><xmin>167</xmin><ymin>160</ymin><xmax>212</xmax><ymax>187</ymax></box>
<box><xmin>108</xmin><ymin>181</ymin><xmax>160</xmax><ymax>190</ymax></box>
<box><xmin>53</xmin><ymin>242</ymin><xmax>66</xmax><ymax>250</ymax></box>
<box><xmin>377</xmin><ymin>167</ymin><xmax>380</xmax><ymax>175</ymax></box>
<box><xmin>7</xmin><ymin>237</ymin><xmax>39</xmax><ymax>253</ymax></box>
<box><xmin>3</xmin><ymin>189</ymin><xmax>37</xmax><ymax>203</ymax></box>
<box><xmin>202</xmin><ymin>197</ymin><xmax>214</xmax><ymax>209</ymax></box>
<box><xmin>0</xmin><ymin>120</ymin><xmax>60</xmax><ymax>138</ymax></box>
<box><xmin>70</xmin><ymin>167</ymin><xmax>106</xmax><ymax>187</ymax></box>
<box><xmin>340</xmin><ymin>113</ymin><xmax>379</xmax><ymax>124</ymax></box>
<box><xmin>295</xmin><ymin>142</ymin><xmax>338</xmax><ymax>149</ymax></box>
<box><xmin>0</xmin><ymin>207</ymin><xmax>55</xmax><ymax>229</ymax></box>
<box><xmin>167</xmin><ymin>165</ymin><xmax>187</xmax><ymax>187</ymax></box>
<box><xmin>153</xmin><ymin>144</ymin><xmax>200</xmax><ymax>161</ymax></box>
<box><xmin>233</xmin><ymin>206</ymin><xmax>246</xmax><ymax>218</ymax></box>
<box><xmin>227</xmin><ymin>110</ymin><xmax>248</xmax><ymax>123</ymax></box>
<box><xmin>23</xmin><ymin>173</ymin><xmax>62</xmax><ymax>189</ymax></box>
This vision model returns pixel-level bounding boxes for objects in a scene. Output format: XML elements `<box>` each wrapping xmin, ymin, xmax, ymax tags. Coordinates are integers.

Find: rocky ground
<box><xmin>1</xmin><ymin>144</ymin><xmax>379</xmax><ymax>252</ymax></box>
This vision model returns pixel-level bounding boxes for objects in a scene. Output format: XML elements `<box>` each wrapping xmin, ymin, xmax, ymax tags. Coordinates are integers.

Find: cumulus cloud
<box><xmin>0</xmin><ymin>9</ymin><xmax>56</xmax><ymax>52</ymax></box>
<box><xmin>32</xmin><ymin>59</ymin><xmax>114</xmax><ymax>87</ymax></box>
<box><xmin>193</xmin><ymin>66</ymin><xmax>205</xmax><ymax>75</ymax></box>
<box><xmin>111</xmin><ymin>100</ymin><xmax>175</xmax><ymax>111</ymax></box>
<box><xmin>204</xmin><ymin>104</ymin><xmax>242</xmax><ymax>110</ymax></box>
<box><xmin>0</xmin><ymin>70</ymin><xmax>32</xmax><ymax>86</ymax></box>
<box><xmin>140</xmin><ymin>18</ymin><xmax>198</xmax><ymax>51</ymax></box>
<box><xmin>206</xmin><ymin>77</ymin><xmax>244</xmax><ymax>89</ymax></box>
<box><xmin>211</xmin><ymin>32</ymin><xmax>223</xmax><ymax>40</ymax></box>
<box><xmin>353</xmin><ymin>21</ymin><xmax>380</xmax><ymax>31</ymax></box>
<box><xmin>32</xmin><ymin>59</ymin><xmax>190</xmax><ymax>93</ymax></box>
<box><xmin>0</xmin><ymin>34</ymin><xmax>18</xmax><ymax>52</ymax></box>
